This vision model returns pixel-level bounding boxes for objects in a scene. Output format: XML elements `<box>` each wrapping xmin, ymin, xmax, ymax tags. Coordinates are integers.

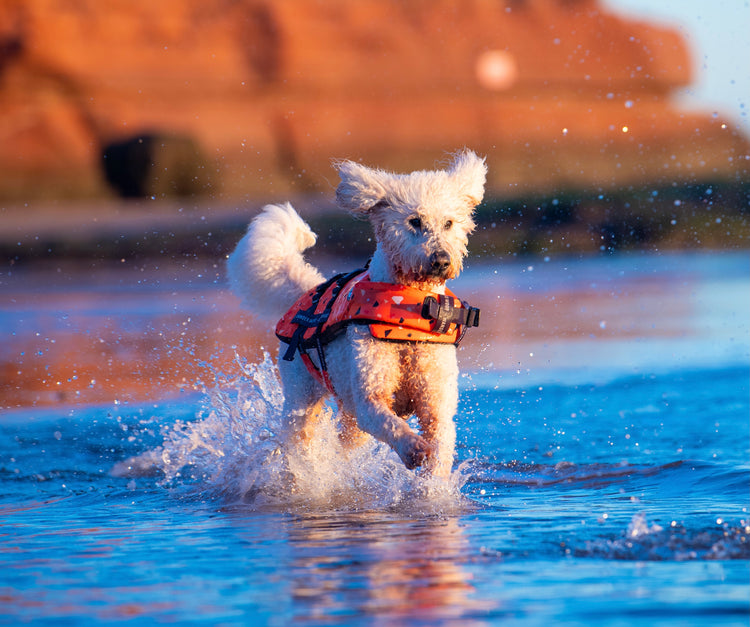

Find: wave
<box><xmin>572</xmin><ymin>512</ymin><xmax>750</xmax><ymax>561</ymax></box>
<box><xmin>463</xmin><ymin>458</ymin><xmax>685</xmax><ymax>488</ymax></box>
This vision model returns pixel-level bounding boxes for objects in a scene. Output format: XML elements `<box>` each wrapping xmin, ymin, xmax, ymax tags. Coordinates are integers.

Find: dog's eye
<box><xmin>408</xmin><ymin>217</ymin><xmax>422</xmax><ymax>231</ymax></box>
<box><xmin>444</xmin><ymin>220</ymin><xmax>453</xmax><ymax>230</ymax></box>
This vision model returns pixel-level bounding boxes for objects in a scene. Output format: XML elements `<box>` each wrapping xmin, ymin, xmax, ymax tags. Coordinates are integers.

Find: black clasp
<box><xmin>422</xmin><ymin>295</ymin><xmax>480</xmax><ymax>332</ymax></box>
<box><xmin>463</xmin><ymin>303</ymin><xmax>480</xmax><ymax>327</ymax></box>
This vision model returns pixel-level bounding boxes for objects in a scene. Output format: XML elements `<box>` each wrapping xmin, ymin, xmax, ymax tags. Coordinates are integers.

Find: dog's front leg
<box><xmin>408</xmin><ymin>344</ymin><xmax>459</xmax><ymax>477</ymax></box>
<box><xmin>353</xmin><ymin>395</ymin><xmax>434</xmax><ymax>470</ymax></box>
<box><xmin>343</xmin><ymin>332</ymin><xmax>434</xmax><ymax>470</ymax></box>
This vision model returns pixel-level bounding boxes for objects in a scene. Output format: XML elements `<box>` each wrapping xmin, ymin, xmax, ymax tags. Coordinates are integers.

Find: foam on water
<box><xmin>112</xmin><ymin>352</ymin><xmax>469</xmax><ymax>514</ymax></box>
<box><xmin>574</xmin><ymin>512</ymin><xmax>750</xmax><ymax>561</ymax></box>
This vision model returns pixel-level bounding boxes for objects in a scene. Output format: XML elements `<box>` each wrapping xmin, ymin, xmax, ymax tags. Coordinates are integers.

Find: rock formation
<box><xmin>0</xmin><ymin>0</ymin><xmax>746</xmax><ymax>200</ymax></box>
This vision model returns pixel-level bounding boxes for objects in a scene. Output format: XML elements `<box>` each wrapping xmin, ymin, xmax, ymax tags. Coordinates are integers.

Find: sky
<box><xmin>603</xmin><ymin>0</ymin><xmax>749</xmax><ymax>131</ymax></box>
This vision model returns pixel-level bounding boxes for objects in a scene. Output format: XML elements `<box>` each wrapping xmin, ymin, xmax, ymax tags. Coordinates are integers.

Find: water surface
<box><xmin>1</xmin><ymin>251</ymin><xmax>748</xmax><ymax>625</ymax></box>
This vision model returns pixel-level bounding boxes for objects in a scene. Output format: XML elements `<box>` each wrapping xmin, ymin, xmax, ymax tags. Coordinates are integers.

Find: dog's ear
<box><xmin>334</xmin><ymin>160</ymin><xmax>389</xmax><ymax>216</ymax></box>
<box><xmin>448</xmin><ymin>149</ymin><xmax>487</xmax><ymax>208</ymax></box>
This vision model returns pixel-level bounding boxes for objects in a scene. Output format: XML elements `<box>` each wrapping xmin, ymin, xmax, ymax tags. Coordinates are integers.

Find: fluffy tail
<box><xmin>227</xmin><ymin>202</ymin><xmax>325</xmax><ymax>321</ymax></box>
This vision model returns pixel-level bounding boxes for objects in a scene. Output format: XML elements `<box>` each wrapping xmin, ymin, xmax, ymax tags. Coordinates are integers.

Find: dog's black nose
<box><xmin>428</xmin><ymin>251</ymin><xmax>451</xmax><ymax>276</ymax></box>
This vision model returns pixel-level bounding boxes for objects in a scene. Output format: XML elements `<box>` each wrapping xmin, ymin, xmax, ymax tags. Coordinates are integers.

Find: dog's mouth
<box><xmin>426</xmin><ymin>266</ymin><xmax>452</xmax><ymax>280</ymax></box>
<box><xmin>397</xmin><ymin>255</ymin><xmax>455</xmax><ymax>286</ymax></box>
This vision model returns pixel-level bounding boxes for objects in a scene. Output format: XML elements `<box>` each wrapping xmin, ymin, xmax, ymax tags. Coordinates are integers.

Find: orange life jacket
<box><xmin>275</xmin><ymin>268</ymin><xmax>480</xmax><ymax>393</ymax></box>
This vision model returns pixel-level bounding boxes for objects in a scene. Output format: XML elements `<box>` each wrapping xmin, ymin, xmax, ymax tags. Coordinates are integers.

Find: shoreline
<box><xmin>2</xmin><ymin>185</ymin><xmax>749</xmax><ymax>265</ymax></box>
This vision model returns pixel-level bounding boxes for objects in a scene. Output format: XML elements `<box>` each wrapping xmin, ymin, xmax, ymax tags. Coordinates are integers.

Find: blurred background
<box><xmin>1</xmin><ymin>0</ymin><xmax>748</xmax><ymax>258</ymax></box>
<box><xmin>0</xmin><ymin>0</ymin><xmax>748</xmax><ymax>417</ymax></box>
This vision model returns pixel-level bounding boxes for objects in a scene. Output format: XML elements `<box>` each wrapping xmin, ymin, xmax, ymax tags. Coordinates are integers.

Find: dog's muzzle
<box><xmin>428</xmin><ymin>251</ymin><xmax>451</xmax><ymax>278</ymax></box>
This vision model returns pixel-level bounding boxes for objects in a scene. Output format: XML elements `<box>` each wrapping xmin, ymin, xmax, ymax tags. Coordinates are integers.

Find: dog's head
<box><xmin>334</xmin><ymin>149</ymin><xmax>487</xmax><ymax>287</ymax></box>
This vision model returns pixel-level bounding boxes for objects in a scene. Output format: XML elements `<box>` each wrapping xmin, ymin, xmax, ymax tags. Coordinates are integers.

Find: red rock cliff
<box><xmin>0</xmin><ymin>0</ymin><xmax>746</xmax><ymax>199</ymax></box>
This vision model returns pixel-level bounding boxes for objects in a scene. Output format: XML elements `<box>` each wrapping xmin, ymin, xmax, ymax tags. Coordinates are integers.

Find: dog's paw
<box><xmin>399</xmin><ymin>433</ymin><xmax>435</xmax><ymax>470</ymax></box>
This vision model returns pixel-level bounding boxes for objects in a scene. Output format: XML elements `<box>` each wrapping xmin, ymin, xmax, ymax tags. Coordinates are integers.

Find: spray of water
<box><xmin>575</xmin><ymin>512</ymin><xmax>750</xmax><ymax>561</ymax></box>
<box><xmin>113</xmin><ymin>352</ymin><xmax>469</xmax><ymax>513</ymax></box>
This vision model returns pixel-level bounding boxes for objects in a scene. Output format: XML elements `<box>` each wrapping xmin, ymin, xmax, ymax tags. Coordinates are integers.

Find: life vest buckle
<box><xmin>422</xmin><ymin>295</ymin><xmax>481</xmax><ymax>332</ymax></box>
<box><xmin>464</xmin><ymin>304</ymin><xmax>481</xmax><ymax>327</ymax></box>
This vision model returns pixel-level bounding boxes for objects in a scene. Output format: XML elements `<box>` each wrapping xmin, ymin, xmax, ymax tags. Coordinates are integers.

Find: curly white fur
<box><xmin>227</xmin><ymin>150</ymin><xmax>487</xmax><ymax>477</ymax></box>
<box><xmin>226</xmin><ymin>202</ymin><xmax>325</xmax><ymax>322</ymax></box>
<box><xmin>336</xmin><ymin>149</ymin><xmax>486</xmax><ymax>289</ymax></box>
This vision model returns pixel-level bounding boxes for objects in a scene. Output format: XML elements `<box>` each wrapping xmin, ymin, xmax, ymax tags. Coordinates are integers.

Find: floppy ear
<box><xmin>448</xmin><ymin>149</ymin><xmax>487</xmax><ymax>207</ymax></box>
<box><xmin>334</xmin><ymin>159</ymin><xmax>389</xmax><ymax>216</ymax></box>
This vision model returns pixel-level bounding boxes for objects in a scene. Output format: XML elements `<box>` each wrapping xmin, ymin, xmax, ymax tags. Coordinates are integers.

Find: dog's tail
<box><xmin>227</xmin><ymin>202</ymin><xmax>325</xmax><ymax>321</ymax></box>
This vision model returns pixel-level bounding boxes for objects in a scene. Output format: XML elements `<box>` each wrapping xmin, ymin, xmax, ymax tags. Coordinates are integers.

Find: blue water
<box><xmin>1</xmin><ymin>252</ymin><xmax>748</xmax><ymax>626</ymax></box>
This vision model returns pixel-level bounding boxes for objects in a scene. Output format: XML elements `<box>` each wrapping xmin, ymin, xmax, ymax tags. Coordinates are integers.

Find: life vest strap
<box><xmin>300</xmin><ymin>350</ymin><xmax>334</xmax><ymax>394</ymax></box>
<box><xmin>280</xmin><ymin>267</ymin><xmax>366</xmax><ymax>363</ymax></box>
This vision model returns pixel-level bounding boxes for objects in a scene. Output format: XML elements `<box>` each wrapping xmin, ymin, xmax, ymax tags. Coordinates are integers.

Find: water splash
<box><xmin>112</xmin><ymin>352</ymin><xmax>468</xmax><ymax>513</ymax></box>
<box><xmin>575</xmin><ymin>512</ymin><xmax>750</xmax><ymax>561</ymax></box>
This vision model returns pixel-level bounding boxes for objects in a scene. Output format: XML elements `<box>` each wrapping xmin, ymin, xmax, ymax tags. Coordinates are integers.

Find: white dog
<box><xmin>227</xmin><ymin>150</ymin><xmax>486</xmax><ymax>477</ymax></box>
